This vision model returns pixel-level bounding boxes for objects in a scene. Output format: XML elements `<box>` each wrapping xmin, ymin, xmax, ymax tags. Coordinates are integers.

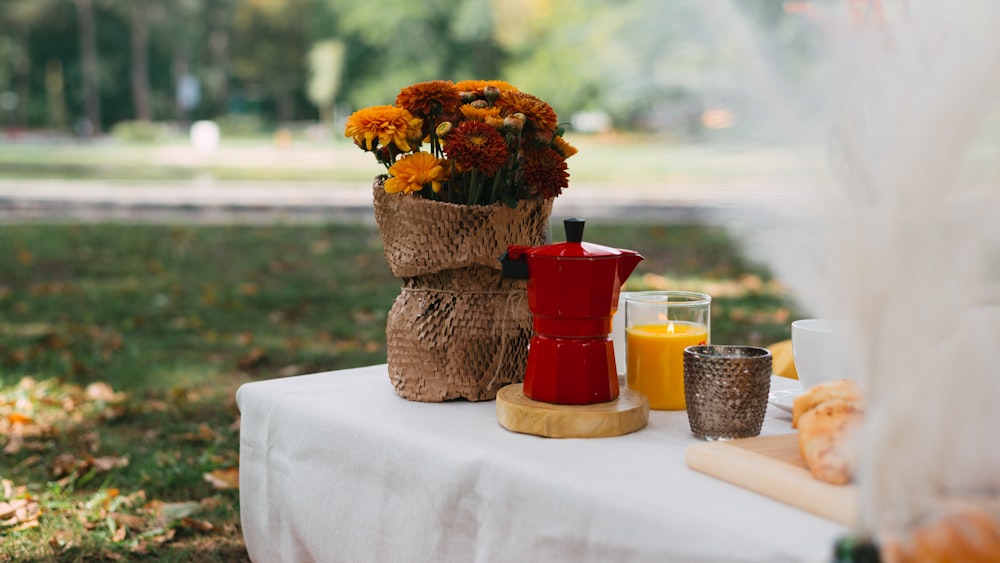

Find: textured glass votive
<box><xmin>683</xmin><ymin>345</ymin><xmax>772</xmax><ymax>441</ymax></box>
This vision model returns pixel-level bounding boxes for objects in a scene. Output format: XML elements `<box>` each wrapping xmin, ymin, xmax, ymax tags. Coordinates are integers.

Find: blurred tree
<box><xmin>0</xmin><ymin>0</ymin><xmax>60</xmax><ymax>127</ymax></box>
<box><xmin>74</xmin><ymin>0</ymin><xmax>103</xmax><ymax>135</ymax></box>
<box><xmin>0</xmin><ymin>0</ymin><xmax>815</xmax><ymax>135</ymax></box>
<box><xmin>497</xmin><ymin>0</ymin><xmax>817</xmax><ymax>133</ymax></box>
<box><xmin>306</xmin><ymin>39</ymin><xmax>346</xmax><ymax>125</ymax></box>
<box><xmin>129</xmin><ymin>0</ymin><xmax>152</xmax><ymax>121</ymax></box>
<box><xmin>321</xmin><ymin>0</ymin><xmax>506</xmax><ymax>109</ymax></box>
<box><xmin>229</xmin><ymin>0</ymin><xmax>315</xmax><ymax>122</ymax></box>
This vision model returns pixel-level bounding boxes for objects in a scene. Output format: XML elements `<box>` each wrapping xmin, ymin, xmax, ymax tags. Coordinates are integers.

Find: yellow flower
<box><xmin>344</xmin><ymin>105</ymin><xmax>423</xmax><ymax>152</ymax></box>
<box><xmin>459</xmin><ymin>104</ymin><xmax>502</xmax><ymax>123</ymax></box>
<box><xmin>384</xmin><ymin>152</ymin><xmax>448</xmax><ymax>194</ymax></box>
<box><xmin>552</xmin><ymin>135</ymin><xmax>578</xmax><ymax>158</ymax></box>
<box><xmin>454</xmin><ymin>79</ymin><xmax>518</xmax><ymax>95</ymax></box>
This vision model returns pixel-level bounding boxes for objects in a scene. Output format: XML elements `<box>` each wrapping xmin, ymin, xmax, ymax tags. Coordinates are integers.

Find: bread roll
<box><xmin>792</xmin><ymin>379</ymin><xmax>863</xmax><ymax>428</ymax></box>
<box><xmin>792</xmin><ymin>379</ymin><xmax>863</xmax><ymax>485</ymax></box>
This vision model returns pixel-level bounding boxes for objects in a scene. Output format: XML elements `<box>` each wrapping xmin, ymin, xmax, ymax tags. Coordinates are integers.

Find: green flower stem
<box><xmin>469</xmin><ymin>169</ymin><xmax>481</xmax><ymax>205</ymax></box>
<box><xmin>489</xmin><ymin>167</ymin><xmax>504</xmax><ymax>204</ymax></box>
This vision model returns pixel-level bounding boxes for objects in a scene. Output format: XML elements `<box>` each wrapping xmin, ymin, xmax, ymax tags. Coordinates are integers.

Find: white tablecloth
<box><xmin>237</xmin><ymin>365</ymin><xmax>844</xmax><ymax>563</ymax></box>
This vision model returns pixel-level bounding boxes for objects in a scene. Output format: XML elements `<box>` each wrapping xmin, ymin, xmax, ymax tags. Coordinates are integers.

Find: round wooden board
<box><xmin>496</xmin><ymin>383</ymin><xmax>650</xmax><ymax>438</ymax></box>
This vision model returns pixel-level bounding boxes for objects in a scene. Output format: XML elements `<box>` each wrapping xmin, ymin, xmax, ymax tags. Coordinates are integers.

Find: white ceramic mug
<box><xmin>791</xmin><ymin>319</ymin><xmax>860</xmax><ymax>389</ymax></box>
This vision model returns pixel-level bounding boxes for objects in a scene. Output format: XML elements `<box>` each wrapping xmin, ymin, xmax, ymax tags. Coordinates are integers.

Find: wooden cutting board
<box><xmin>685</xmin><ymin>433</ymin><xmax>856</xmax><ymax>525</ymax></box>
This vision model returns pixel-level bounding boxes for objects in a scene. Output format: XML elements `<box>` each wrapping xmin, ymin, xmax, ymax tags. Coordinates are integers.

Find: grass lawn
<box><xmin>0</xmin><ymin>222</ymin><xmax>805</xmax><ymax>559</ymax></box>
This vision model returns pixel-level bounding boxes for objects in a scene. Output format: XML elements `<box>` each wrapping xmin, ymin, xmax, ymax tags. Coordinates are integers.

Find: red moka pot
<box><xmin>500</xmin><ymin>218</ymin><xmax>643</xmax><ymax>405</ymax></box>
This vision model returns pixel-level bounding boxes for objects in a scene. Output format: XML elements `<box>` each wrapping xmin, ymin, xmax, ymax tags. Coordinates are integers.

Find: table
<box><xmin>237</xmin><ymin>365</ymin><xmax>845</xmax><ymax>562</ymax></box>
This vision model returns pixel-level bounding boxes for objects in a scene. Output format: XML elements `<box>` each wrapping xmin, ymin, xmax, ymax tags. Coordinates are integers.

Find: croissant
<box><xmin>792</xmin><ymin>379</ymin><xmax>863</xmax><ymax>485</ymax></box>
<box><xmin>791</xmin><ymin>378</ymin><xmax>863</xmax><ymax>429</ymax></box>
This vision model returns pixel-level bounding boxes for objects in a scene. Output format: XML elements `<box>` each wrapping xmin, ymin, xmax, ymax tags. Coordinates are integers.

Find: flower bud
<box><xmin>483</xmin><ymin>86</ymin><xmax>501</xmax><ymax>104</ymax></box>
<box><xmin>503</xmin><ymin>115</ymin><xmax>525</xmax><ymax>132</ymax></box>
<box><xmin>470</xmin><ymin>99</ymin><xmax>489</xmax><ymax>109</ymax></box>
<box><xmin>436</xmin><ymin>121</ymin><xmax>453</xmax><ymax>137</ymax></box>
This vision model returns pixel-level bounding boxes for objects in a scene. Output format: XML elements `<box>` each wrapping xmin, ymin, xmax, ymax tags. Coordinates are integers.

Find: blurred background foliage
<box><xmin>0</xmin><ymin>0</ymin><xmax>823</xmax><ymax>138</ymax></box>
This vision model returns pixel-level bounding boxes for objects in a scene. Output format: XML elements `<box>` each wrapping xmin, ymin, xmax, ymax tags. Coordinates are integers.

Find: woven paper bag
<box><xmin>372</xmin><ymin>177</ymin><xmax>552</xmax><ymax>401</ymax></box>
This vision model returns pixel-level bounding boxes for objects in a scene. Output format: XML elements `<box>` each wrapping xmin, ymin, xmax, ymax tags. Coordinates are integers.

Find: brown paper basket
<box><xmin>372</xmin><ymin>177</ymin><xmax>552</xmax><ymax>401</ymax></box>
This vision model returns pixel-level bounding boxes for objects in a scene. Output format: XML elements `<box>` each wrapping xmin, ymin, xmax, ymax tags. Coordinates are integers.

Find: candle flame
<box><xmin>667</xmin><ymin>322</ymin><xmax>675</xmax><ymax>334</ymax></box>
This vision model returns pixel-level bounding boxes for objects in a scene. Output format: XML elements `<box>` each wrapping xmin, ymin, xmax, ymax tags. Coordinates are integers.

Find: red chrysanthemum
<box><xmin>495</xmin><ymin>91</ymin><xmax>559</xmax><ymax>142</ymax></box>
<box><xmin>395</xmin><ymin>80</ymin><xmax>462</xmax><ymax>119</ymax></box>
<box><xmin>443</xmin><ymin>121</ymin><xmax>509</xmax><ymax>175</ymax></box>
<box><xmin>522</xmin><ymin>147</ymin><xmax>569</xmax><ymax>199</ymax></box>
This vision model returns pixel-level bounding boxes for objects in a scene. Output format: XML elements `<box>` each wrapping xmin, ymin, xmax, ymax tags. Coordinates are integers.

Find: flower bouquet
<box><xmin>345</xmin><ymin>80</ymin><xmax>575</xmax><ymax>402</ymax></box>
<box><xmin>345</xmin><ymin>79</ymin><xmax>577</xmax><ymax>206</ymax></box>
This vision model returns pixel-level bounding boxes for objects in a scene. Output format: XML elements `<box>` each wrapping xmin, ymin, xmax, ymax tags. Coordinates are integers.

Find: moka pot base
<box><xmin>495</xmin><ymin>383</ymin><xmax>649</xmax><ymax>438</ymax></box>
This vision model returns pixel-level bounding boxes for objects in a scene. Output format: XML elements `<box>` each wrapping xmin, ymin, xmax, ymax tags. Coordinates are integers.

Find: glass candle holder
<box><xmin>683</xmin><ymin>345</ymin><xmax>772</xmax><ymax>441</ymax></box>
<box><xmin>625</xmin><ymin>291</ymin><xmax>711</xmax><ymax>410</ymax></box>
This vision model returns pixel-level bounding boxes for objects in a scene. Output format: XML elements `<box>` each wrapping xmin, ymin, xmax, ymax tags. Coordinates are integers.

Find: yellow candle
<box><xmin>626</xmin><ymin>321</ymin><xmax>708</xmax><ymax>410</ymax></box>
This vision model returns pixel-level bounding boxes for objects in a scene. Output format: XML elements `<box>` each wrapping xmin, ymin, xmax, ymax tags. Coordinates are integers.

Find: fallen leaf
<box><xmin>0</xmin><ymin>498</ymin><xmax>41</xmax><ymax>527</ymax></box>
<box><xmin>181</xmin><ymin>517</ymin><xmax>215</xmax><ymax>533</ymax></box>
<box><xmin>19</xmin><ymin>455</ymin><xmax>42</xmax><ymax>469</ymax></box>
<box><xmin>203</xmin><ymin>467</ymin><xmax>239</xmax><ymax>490</ymax></box>
<box><xmin>197</xmin><ymin>423</ymin><xmax>220</xmax><ymax>442</ymax></box>
<box><xmin>145</xmin><ymin>500</ymin><xmax>201</xmax><ymax>528</ymax></box>
<box><xmin>90</xmin><ymin>456</ymin><xmax>129</xmax><ymax>472</ymax></box>
<box><xmin>0</xmin><ymin>499</ymin><xmax>28</xmax><ymax>519</ymax></box>
<box><xmin>237</xmin><ymin>347</ymin><xmax>267</xmax><ymax>370</ymax></box>
<box><xmin>112</xmin><ymin>524</ymin><xmax>127</xmax><ymax>542</ymax></box>
<box><xmin>7</xmin><ymin>413</ymin><xmax>33</xmax><ymax>425</ymax></box>
<box><xmin>11</xmin><ymin>519</ymin><xmax>40</xmax><ymax>531</ymax></box>
<box><xmin>48</xmin><ymin>528</ymin><xmax>76</xmax><ymax>552</ymax></box>
<box><xmin>141</xmin><ymin>527</ymin><xmax>176</xmax><ymax>547</ymax></box>
<box><xmin>86</xmin><ymin>382</ymin><xmax>122</xmax><ymax>402</ymax></box>
<box><xmin>51</xmin><ymin>453</ymin><xmax>79</xmax><ymax>478</ymax></box>
<box><xmin>199</xmin><ymin>496</ymin><xmax>224</xmax><ymax>511</ymax></box>
<box><xmin>3</xmin><ymin>433</ymin><xmax>23</xmax><ymax>455</ymax></box>
<box><xmin>110</xmin><ymin>512</ymin><xmax>146</xmax><ymax>530</ymax></box>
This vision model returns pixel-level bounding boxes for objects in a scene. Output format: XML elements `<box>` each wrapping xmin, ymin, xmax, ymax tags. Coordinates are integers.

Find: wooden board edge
<box><xmin>685</xmin><ymin>438</ymin><xmax>857</xmax><ymax>526</ymax></box>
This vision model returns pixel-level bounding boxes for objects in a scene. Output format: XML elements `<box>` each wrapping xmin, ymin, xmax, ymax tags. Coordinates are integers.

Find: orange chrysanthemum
<box><xmin>384</xmin><ymin>151</ymin><xmax>448</xmax><ymax>195</ymax></box>
<box><xmin>551</xmin><ymin>135</ymin><xmax>578</xmax><ymax>158</ymax></box>
<box><xmin>395</xmin><ymin>80</ymin><xmax>462</xmax><ymax>118</ymax></box>
<box><xmin>496</xmin><ymin>91</ymin><xmax>559</xmax><ymax>142</ymax></box>
<box><xmin>459</xmin><ymin>104</ymin><xmax>502</xmax><ymax>123</ymax></box>
<box><xmin>344</xmin><ymin>105</ymin><xmax>423</xmax><ymax>152</ymax></box>
<box><xmin>522</xmin><ymin>147</ymin><xmax>569</xmax><ymax>199</ymax></box>
<box><xmin>453</xmin><ymin>79</ymin><xmax>518</xmax><ymax>96</ymax></box>
<box><xmin>444</xmin><ymin>121</ymin><xmax>509</xmax><ymax>175</ymax></box>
